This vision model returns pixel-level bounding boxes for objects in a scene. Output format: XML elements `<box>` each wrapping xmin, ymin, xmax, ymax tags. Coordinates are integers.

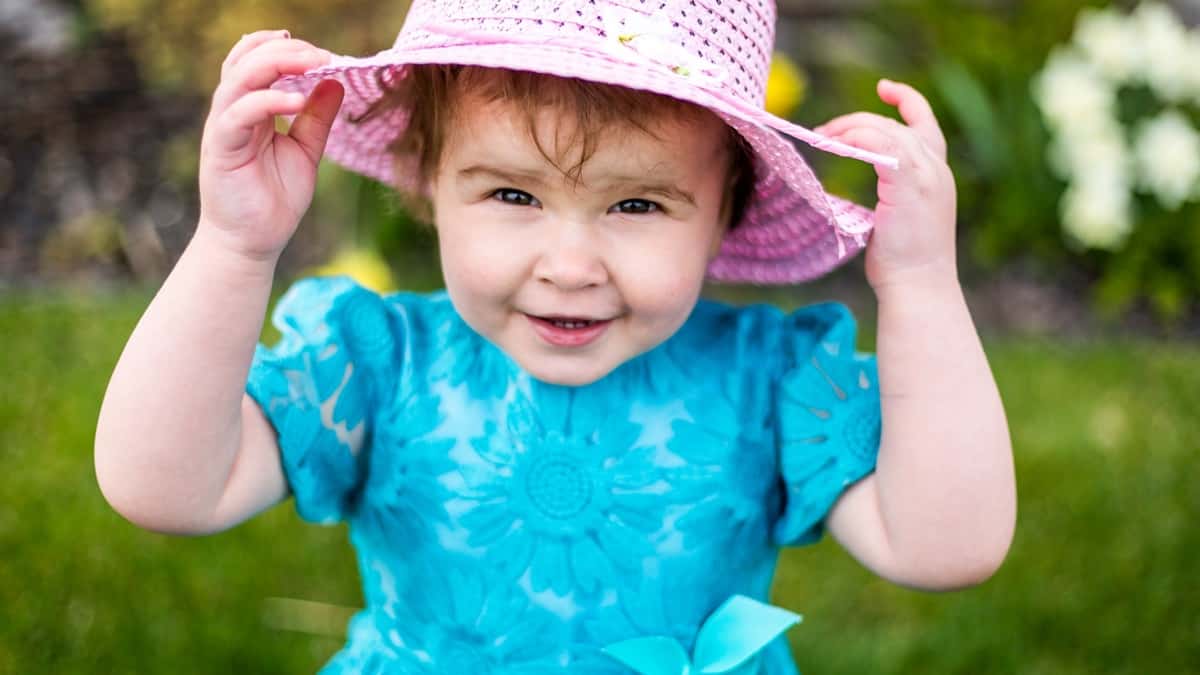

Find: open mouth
<box><xmin>542</xmin><ymin>318</ymin><xmax>601</xmax><ymax>329</ymax></box>
<box><xmin>526</xmin><ymin>314</ymin><xmax>613</xmax><ymax>347</ymax></box>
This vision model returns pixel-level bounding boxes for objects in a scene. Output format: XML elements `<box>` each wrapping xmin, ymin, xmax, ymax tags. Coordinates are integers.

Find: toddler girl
<box><xmin>95</xmin><ymin>1</ymin><xmax>1016</xmax><ymax>673</ymax></box>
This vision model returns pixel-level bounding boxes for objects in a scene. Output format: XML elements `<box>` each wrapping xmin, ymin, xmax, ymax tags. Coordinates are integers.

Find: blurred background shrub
<box><xmin>82</xmin><ymin>0</ymin><xmax>412</xmax><ymax>93</ymax></box>
<box><xmin>793</xmin><ymin>0</ymin><xmax>1200</xmax><ymax>323</ymax></box>
<box><xmin>1032</xmin><ymin>3</ymin><xmax>1200</xmax><ymax>320</ymax></box>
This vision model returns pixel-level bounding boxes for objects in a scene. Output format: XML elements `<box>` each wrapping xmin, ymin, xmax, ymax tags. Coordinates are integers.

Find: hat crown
<box><xmin>398</xmin><ymin>0</ymin><xmax>777</xmax><ymax>107</ymax></box>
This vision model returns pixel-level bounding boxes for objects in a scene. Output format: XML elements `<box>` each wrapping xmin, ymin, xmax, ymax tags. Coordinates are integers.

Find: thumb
<box><xmin>288</xmin><ymin>79</ymin><xmax>344</xmax><ymax>165</ymax></box>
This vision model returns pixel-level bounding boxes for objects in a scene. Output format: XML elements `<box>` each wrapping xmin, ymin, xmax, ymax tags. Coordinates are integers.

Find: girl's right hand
<box><xmin>198</xmin><ymin>30</ymin><xmax>344</xmax><ymax>262</ymax></box>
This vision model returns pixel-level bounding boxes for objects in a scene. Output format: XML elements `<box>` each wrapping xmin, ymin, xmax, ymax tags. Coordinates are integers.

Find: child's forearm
<box><xmin>870</xmin><ymin>272</ymin><xmax>1015</xmax><ymax>584</ymax></box>
<box><xmin>95</xmin><ymin>222</ymin><xmax>277</xmax><ymax>533</ymax></box>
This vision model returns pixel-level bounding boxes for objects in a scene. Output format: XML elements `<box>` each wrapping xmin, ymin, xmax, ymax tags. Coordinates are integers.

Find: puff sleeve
<box><xmin>771</xmin><ymin>303</ymin><xmax>881</xmax><ymax>546</ymax></box>
<box><xmin>245</xmin><ymin>276</ymin><xmax>400</xmax><ymax>524</ymax></box>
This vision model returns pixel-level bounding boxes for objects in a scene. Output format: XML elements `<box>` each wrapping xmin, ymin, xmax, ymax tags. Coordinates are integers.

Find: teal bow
<box><xmin>602</xmin><ymin>595</ymin><xmax>802</xmax><ymax>675</ymax></box>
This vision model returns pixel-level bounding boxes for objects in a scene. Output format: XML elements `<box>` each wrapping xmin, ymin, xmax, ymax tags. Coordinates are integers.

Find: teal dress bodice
<box><xmin>247</xmin><ymin>277</ymin><xmax>881</xmax><ymax>675</ymax></box>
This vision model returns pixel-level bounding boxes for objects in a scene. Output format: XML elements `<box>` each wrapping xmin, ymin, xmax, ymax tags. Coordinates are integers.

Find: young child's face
<box><xmin>430</xmin><ymin>95</ymin><xmax>732</xmax><ymax>386</ymax></box>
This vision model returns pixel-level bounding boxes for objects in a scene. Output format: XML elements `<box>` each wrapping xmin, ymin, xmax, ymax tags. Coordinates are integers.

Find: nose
<box><xmin>532</xmin><ymin>223</ymin><xmax>609</xmax><ymax>290</ymax></box>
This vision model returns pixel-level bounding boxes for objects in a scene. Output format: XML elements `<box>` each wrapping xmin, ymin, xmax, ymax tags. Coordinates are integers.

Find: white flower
<box><xmin>1131</xmin><ymin>2</ymin><xmax>1192</xmax><ymax>102</ymax></box>
<box><xmin>1035</xmin><ymin>2</ymin><xmax>1200</xmax><ymax>251</ymax></box>
<box><xmin>1047</xmin><ymin>117</ymin><xmax>1130</xmax><ymax>183</ymax></box>
<box><xmin>603</xmin><ymin>8</ymin><xmax>673</xmax><ymax>48</ymax></box>
<box><xmin>1074</xmin><ymin>7</ymin><xmax>1140</xmax><ymax>84</ymax></box>
<box><xmin>1033</xmin><ymin>48</ymin><xmax>1116</xmax><ymax>130</ymax></box>
<box><xmin>1133</xmin><ymin>110</ymin><xmax>1200</xmax><ymax>209</ymax></box>
<box><xmin>1060</xmin><ymin>173</ymin><xmax>1134</xmax><ymax>251</ymax></box>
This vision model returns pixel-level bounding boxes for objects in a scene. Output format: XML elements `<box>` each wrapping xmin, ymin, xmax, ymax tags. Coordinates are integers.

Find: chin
<box><xmin>521</xmin><ymin>357</ymin><xmax>620</xmax><ymax>387</ymax></box>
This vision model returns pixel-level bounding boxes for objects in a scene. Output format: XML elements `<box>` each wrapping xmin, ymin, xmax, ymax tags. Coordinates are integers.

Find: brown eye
<box><xmin>610</xmin><ymin>199</ymin><xmax>660</xmax><ymax>215</ymax></box>
<box><xmin>492</xmin><ymin>189</ymin><xmax>538</xmax><ymax>207</ymax></box>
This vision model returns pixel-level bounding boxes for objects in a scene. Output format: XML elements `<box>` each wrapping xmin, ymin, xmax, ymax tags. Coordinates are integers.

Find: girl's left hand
<box><xmin>815</xmin><ymin>80</ymin><xmax>958</xmax><ymax>294</ymax></box>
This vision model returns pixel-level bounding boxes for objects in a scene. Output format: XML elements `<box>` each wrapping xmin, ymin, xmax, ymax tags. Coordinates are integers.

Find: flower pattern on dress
<box><xmin>321</xmin><ymin>610</ymin><xmax>430</xmax><ymax>675</ymax></box>
<box><xmin>583</xmin><ymin>566</ymin><xmax>722</xmax><ymax>654</ymax></box>
<box><xmin>780</xmin><ymin>339</ymin><xmax>880</xmax><ymax>462</ymax></box>
<box><xmin>773</xmin><ymin>310</ymin><xmax>881</xmax><ymax>546</ymax></box>
<box><xmin>249</xmin><ymin>283</ymin><xmax>378</xmax><ymax>523</ymax></box>
<box><xmin>356</xmin><ymin>391</ymin><xmax>458</xmax><ymax>547</ymax></box>
<box><xmin>457</xmin><ymin>390</ymin><xmax>669</xmax><ymax>596</ymax></box>
<box><xmin>669</xmin><ymin>390</ymin><xmax>776</xmax><ymax>559</ymax></box>
<box><xmin>429</xmin><ymin>313</ymin><xmax>514</xmax><ymax>400</ymax></box>
<box><xmin>383</xmin><ymin>560</ymin><xmax>568</xmax><ymax>675</ymax></box>
<box><xmin>339</xmin><ymin>288</ymin><xmax>398</xmax><ymax>370</ymax></box>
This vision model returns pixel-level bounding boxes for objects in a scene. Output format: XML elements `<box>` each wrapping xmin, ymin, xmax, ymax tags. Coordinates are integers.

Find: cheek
<box><xmin>436</xmin><ymin>213</ymin><xmax>522</xmax><ymax>311</ymax></box>
<box><xmin>440</xmin><ymin>235</ymin><xmax>487</xmax><ymax>290</ymax></box>
<box><xmin>430</xmin><ymin>169</ymin><xmax>526</xmax><ymax>324</ymax></box>
<box><xmin>617</xmin><ymin>234</ymin><xmax>711</xmax><ymax>324</ymax></box>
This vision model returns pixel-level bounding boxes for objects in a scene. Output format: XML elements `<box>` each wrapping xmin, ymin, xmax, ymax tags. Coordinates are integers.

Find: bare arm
<box><xmin>816</xmin><ymin>80</ymin><xmax>1016</xmax><ymax>589</ymax></box>
<box><xmin>94</xmin><ymin>227</ymin><xmax>286</xmax><ymax>534</ymax></box>
<box><xmin>94</xmin><ymin>31</ymin><xmax>342</xmax><ymax>534</ymax></box>
<box><xmin>827</xmin><ymin>276</ymin><xmax>1015</xmax><ymax>589</ymax></box>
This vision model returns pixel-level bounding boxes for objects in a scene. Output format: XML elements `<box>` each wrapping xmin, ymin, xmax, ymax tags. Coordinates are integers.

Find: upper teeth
<box><xmin>553</xmin><ymin>319</ymin><xmax>594</xmax><ymax>329</ymax></box>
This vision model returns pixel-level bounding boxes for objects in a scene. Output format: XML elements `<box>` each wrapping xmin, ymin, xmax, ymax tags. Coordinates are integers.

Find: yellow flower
<box><xmin>765</xmin><ymin>51</ymin><xmax>806</xmax><ymax>119</ymax></box>
<box><xmin>312</xmin><ymin>247</ymin><xmax>396</xmax><ymax>293</ymax></box>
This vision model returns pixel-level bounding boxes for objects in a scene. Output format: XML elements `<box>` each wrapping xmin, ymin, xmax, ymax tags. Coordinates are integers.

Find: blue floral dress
<box><xmin>246</xmin><ymin>276</ymin><xmax>881</xmax><ymax>675</ymax></box>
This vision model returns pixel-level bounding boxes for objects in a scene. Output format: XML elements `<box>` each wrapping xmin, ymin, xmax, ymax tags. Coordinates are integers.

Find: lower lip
<box><xmin>526</xmin><ymin>315</ymin><xmax>612</xmax><ymax>348</ymax></box>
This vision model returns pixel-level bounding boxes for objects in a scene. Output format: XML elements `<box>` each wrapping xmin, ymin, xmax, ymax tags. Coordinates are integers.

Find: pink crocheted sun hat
<box><xmin>273</xmin><ymin>0</ymin><xmax>898</xmax><ymax>284</ymax></box>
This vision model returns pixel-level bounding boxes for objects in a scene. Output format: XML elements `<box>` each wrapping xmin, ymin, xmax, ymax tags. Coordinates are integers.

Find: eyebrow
<box><xmin>456</xmin><ymin>164</ymin><xmax>698</xmax><ymax>206</ymax></box>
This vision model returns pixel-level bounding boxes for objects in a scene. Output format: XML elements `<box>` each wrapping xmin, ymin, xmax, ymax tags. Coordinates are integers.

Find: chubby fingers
<box><xmin>815</xmin><ymin>80</ymin><xmax>948</xmax><ymax>162</ymax></box>
<box><xmin>816</xmin><ymin>112</ymin><xmax>909</xmax><ymax>143</ymax></box>
<box><xmin>205</xmin><ymin>89</ymin><xmax>309</xmax><ymax>159</ymax></box>
<box><xmin>288</xmin><ymin>79</ymin><xmax>345</xmax><ymax>165</ymax></box>
<box><xmin>212</xmin><ymin>36</ymin><xmax>331</xmax><ymax>114</ymax></box>
<box><xmin>877</xmin><ymin>79</ymin><xmax>947</xmax><ymax>159</ymax></box>
<box><xmin>816</xmin><ymin>116</ymin><xmax>953</xmax><ymax>207</ymax></box>
<box><xmin>815</xmin><ymin>112</ymin><xmax>928</xmax><ymax>174</ymax></box>
<box><xmin>221</xmin><ymin>30</ymin><xmax>290</xmax><ymax>80</ymax></box>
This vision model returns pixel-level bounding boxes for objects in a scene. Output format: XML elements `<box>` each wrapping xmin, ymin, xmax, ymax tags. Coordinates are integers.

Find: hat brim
<box><xmin>274</xmin><ymin>41</ymin><xmax>884</xmax><ymax>284</ymax></box>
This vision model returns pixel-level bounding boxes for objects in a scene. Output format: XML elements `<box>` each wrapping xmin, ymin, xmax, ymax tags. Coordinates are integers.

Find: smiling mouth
<box><xmin>540</xmin><ymin>317</ymin><xmax>602</xmax><ymax>329</ymax></box>
<box><xmin>529</xmin><ymin>311</ymin><xmax>614</xmax><ymax>324</ymax></box>
<box><xmin>525</xmin><ymin>313</ymin><xmax>614</xmax><ymax>347</ymax></box>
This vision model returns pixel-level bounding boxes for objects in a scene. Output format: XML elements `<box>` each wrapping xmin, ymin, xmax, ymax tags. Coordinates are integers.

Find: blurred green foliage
<box><xmin>308</xmin><ymin>163</ymin><xmax>442</xmax><ymax>288</ymax></box>
<box><xmin>80</xmin><ymin>0</ymin><xmax>412</xmax><ymax>93</ymax></box>
<box><xmin>0</xmin><ymin>291</ymin><xmax>357</xmax><ymax>674</ymax></box>
<box><xmin>808</xmin><ymin>0</ymin><xmax>1199</xmax><ymax>321</ymax></box>
<box><xmin>76</xmin><ymin>0</ymin><xmax>443</xmax><ymax>276</ymax></box>
<box><xmin>2</xmin><ymin>291</ymin><xmax>1198</xmax><ymax>673</ymax></box>
<box><xmin>810</xmin><ymin>1</ymin><xmax>1081</xmax><ymax>271</ymax></box>
<box><xmin>1098</xmin><ymin>80</ymin><xmax>1200</xmax><ymax>320</ymax></box>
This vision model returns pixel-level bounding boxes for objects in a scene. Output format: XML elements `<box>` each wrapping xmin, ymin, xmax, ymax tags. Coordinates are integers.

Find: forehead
<box><xmin>442</xmin><ymin>91</ymin><xmax>731</xmax><ymax>184</ymax></box>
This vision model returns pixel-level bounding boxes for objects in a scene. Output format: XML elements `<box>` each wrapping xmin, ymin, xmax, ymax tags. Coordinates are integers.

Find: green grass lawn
<box><xmin>1</xmin><ymin>288</ymin><xmax>1197</xmax><ymax>674</ymax></box>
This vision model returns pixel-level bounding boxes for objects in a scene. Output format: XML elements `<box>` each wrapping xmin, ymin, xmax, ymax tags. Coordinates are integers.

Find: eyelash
<box><xmin>489</xmin><ymin>189</ymin><xmax>662</xmax><ymax>215</ymax></box>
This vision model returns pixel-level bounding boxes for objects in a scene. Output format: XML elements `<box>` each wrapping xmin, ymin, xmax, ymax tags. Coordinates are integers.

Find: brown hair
<box><xmin>353</xmin><ymin>64</ymin><xmax>756</xmax><ymax>227</ymax></box>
